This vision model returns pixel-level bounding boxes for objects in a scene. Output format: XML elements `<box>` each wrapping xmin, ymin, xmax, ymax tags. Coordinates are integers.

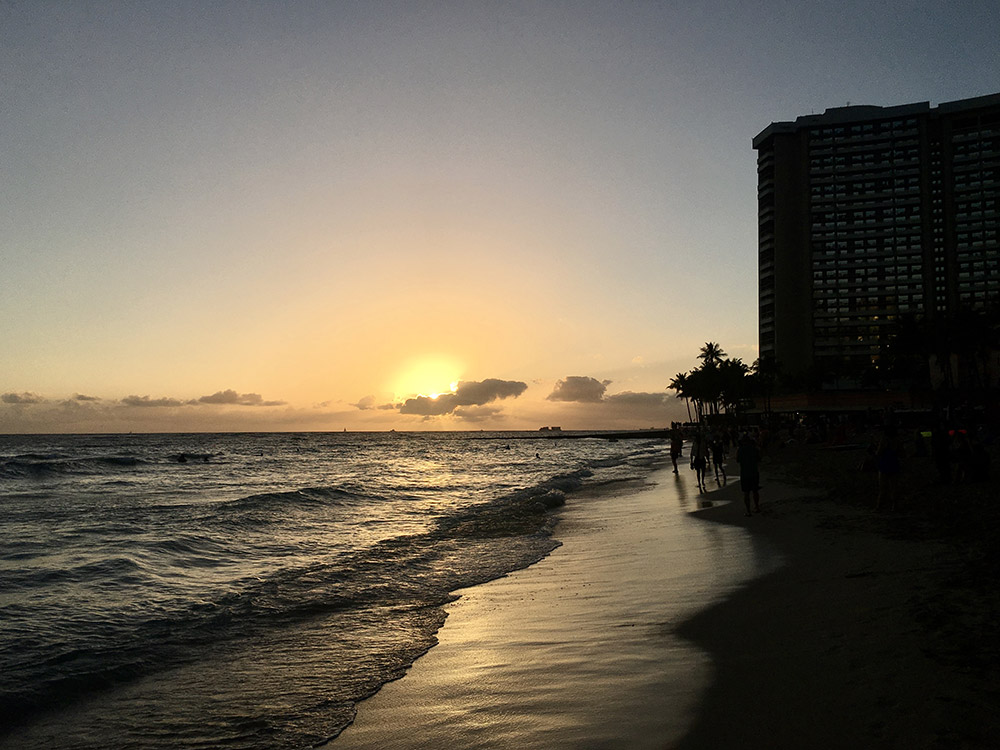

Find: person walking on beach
<box><xmin>669</xmin><ymin>423</ymin><xmax>683</xmax><ymax>474</ymax></box>
<box><xmin>690</xmin><ymin>430</ymin><xmax>709</xmax><ymax>491</ymax></box>
<box><xmin>736</xmin><ymin>433</ymin><xmax>761</xmax><ymax>516</ymax></box>
<box><xmin>710</xmin><ymin>432</ymin><xmax>726</xmax><ymax>482</ymax></box>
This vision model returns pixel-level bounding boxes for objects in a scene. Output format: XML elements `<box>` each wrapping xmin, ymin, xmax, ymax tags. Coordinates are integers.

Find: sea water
<box><xmin>0</xmin><ymin>431</ymin><xmax>667</xmax><ymax>749</ymax></box>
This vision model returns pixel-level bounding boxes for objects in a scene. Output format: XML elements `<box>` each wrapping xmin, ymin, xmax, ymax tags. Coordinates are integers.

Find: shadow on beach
<box><xmin>674</xmin><ymin>433</ymin><xmax>1000</xmax><ymax>749</ymax></box>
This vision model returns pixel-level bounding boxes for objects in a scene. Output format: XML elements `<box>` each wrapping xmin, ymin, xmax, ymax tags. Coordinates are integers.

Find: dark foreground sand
<box><xmin>334</xmin><ymin>442</ymin><xmax>1000</xmax><ymax>749</ymax></box>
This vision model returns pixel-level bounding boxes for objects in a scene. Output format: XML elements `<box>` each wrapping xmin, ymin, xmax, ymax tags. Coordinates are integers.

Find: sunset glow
<box><xmin>1</xmin><ymin>2</ymin><xmax>996</xmax><ymax>432</ymax></box>
<box><xmin>391</xmin><ymin>357</ymin><xmax>463</xmax><ymax>400</ymax></box>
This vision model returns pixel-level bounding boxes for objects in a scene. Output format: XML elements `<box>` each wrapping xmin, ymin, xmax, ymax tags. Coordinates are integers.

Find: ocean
<box><xmin>0</xmin><ymin>431</ymin><xmax>669</xmax><ymax>749</ymax></box>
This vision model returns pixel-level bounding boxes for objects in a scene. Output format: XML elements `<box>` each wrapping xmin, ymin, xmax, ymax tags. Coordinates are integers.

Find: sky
<box><xmin>2</xmin><ymin>0</ymin><xmax>998</xmax><ymax>433</ymax></box>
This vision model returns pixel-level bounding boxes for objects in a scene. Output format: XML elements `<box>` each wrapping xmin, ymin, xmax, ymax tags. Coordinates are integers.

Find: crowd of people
<box><xmin>667</xmin><ymin>409</ymin><xmax>994</xmax><ymax>516</ymax></box>
<box><xmin>667</xmin><ymin>422</ymin><xmax>764</xmax><ymax>515</ymax></box>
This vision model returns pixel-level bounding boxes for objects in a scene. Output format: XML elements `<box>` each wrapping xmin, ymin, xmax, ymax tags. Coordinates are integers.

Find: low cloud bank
<box><xmin>547</xmin><ymin>377</ymin><xmax>667</xmax><ymax>407</ymax></box>
<box><xmin>605</xmin><ymin>391</ymin><xmax>668</xmax><ymax>407</ymax></box>
<box><xmin>122</xmin><ymin>395</ymin><xmax>186</xmax><ymax>408</ymax></box>
<box><xmin>197</xmin><ymin>390</ymin><xmax>285</xmax><ymax>407</ymax></box>
<box><xmin>2</xmin><ymin>388</ymin><xmax>286</xmax><ymax>410</ymax></box>
<box><xmin>2</xmin><ymin>392</ymin><xmax>45</xmax><ymax>404</ymax></box>
<box><xmin>119</xmin><ymin>389</ymin><xmax>285</xmax><ymax>408</ymax></box>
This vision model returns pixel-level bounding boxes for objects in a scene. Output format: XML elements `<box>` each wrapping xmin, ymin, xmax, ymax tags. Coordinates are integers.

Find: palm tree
<box><xmin>683</xmin><ymin>367</ymin><xmax>715</xmax><ymax>422</ymax></box>
<box><xmin>668</xmin><ymin>372</ymin><xmax>693</xmax><ymax>422</ymax></box>
<box><xmin>698</xmin><ymin>342</ymin><xmax>727</xmax><ymax>367</ymax></box>
<box><xmin>718</xmin><ymin>357</ymin><xmax>751</xmax><ymax>416</ymax></box>
<box><xmin>751</xmin><ymin>355</ymin><xmax>780</xmax><ymax>415</ymax></box>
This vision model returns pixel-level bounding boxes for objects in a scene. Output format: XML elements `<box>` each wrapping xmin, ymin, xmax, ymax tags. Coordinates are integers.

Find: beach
<box><xmin>335</xmin><ymin>440</ymin><xmax>1000</xmax><ymax>749</ymax></box>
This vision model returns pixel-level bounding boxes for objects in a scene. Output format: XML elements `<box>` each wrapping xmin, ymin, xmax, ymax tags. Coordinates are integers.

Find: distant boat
<box><xmin>538</xmin><ymin>426</ymin><xmax>562</xmax><ymax>432</ymax></box>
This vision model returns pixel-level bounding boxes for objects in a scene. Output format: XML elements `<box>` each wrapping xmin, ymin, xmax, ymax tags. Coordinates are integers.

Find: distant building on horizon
<box><xmin>753</xmin><ymin>92</ymin><xmax>1000</xmax><ymax>391</ymax></box>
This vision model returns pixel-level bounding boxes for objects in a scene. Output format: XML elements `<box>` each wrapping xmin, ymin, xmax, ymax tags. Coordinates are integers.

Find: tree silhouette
<box><xmin>669</xmin><ymin>343</ymin><xmax>754</xmax><ymax>425</ymax></box>
<box><xmin>668</xmin><ymin>372</ymin><xmax>693</xmax><ymax>422</ymax></box>
<box><xmin>698</xmin><ymin>341</ymin><xmax>726</xmax><ymax>367</ymax></box>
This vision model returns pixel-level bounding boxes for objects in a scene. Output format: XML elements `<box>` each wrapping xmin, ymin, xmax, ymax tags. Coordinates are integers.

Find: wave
<box><xmin>0</xmin><ymin>436</ymin><xmax>668</xmax><ymax>743</ymax></box>
<box><xmin>221</xmin><ymin>486</ymin><xmax>373</xmax><ymax>511</ymax></box>
<box><xmin>0</xmin><ymin>555</ymin><xmax>148</xmax><ymax>594</ymax></box>
<box><xmin>0</xmin><ymin>470</ymin><xmax>594</xmax><ymax>735</ymax></box>
<box><xmin>205</xmin><ymin>487</ymin><xmax>383</xmax><ymax>530</ymax></box>
<box><xmin>0</xmin><ymin>454</ymin><xmax>150</xmax><ymax>479</ymax></box>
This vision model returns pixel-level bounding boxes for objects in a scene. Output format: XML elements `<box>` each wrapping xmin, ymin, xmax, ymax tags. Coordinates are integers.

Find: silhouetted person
<box><xmin>710</xmin><ymin>433</ymin><xmax>726</xmax><ymax>482</ymax></box>
<box><xmin>690</xmin><ymin>430</ymin><xmax>709</xmax><ymax>491</ymax></box>
<box><xmin>669</xmin><ymin>424</ymin><xmax>683</xmax><ymax>474</ymax></box>
<box><xmin>736</xmin><ymin>433</ymin><xmax>760</xmax><ymax>515</ymax></box>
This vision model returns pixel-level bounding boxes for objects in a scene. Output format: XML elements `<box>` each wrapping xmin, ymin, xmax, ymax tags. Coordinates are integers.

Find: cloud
<box><xmin>453</xmin><ymin>379</ymin><xmax>527</xmax><ymax>404</ymax></box>
<box><xmin>604</xmin><ymin>391</ymin><xmax>668</xmax><ymax>407</ymax></box>
<box><xmin>399</xmin><ymin>395</ymin><xmax>455</xmax><ymax>416</ymax></box>
<box><xmin>399</xmin><ymin>378</ymin><xmax>528</xmax><ymax>416</ymax></box>
<box><xmin>121</xmin><ymin>395</ymin><xmax>186</xmax><ymax>408</ymax></box>
<box><xmin>2</xmin><ymin>392</ymin><xmax>46</xmax><ymax>404</ymax></box>
<box><xmin>453</xmin><ymin>404</ymin><xmax>505</xmax><ymax>422</ymax></box>
<box><xmin>197</xmin><ymin>390</ymin><xmax>285</xmax><ymax>406</ymax></box>
<box><xmin>60</xmin><ymin>395</ymin><xmax>102</xmax><ymax>410</ymax></box>
<box><xmin>118</xmin><ymin>390</ymin><xmax>286</xmax><ymax>408</ymax></box>
<box><xmin>547</xmin><ymin>376</ymin><xmax>611</xmax><ymax>403</ymax></box>
<box><xmin>353</xmin><ymin>395</ymin><xmax>377</xmax><ymax>411</ymax></box>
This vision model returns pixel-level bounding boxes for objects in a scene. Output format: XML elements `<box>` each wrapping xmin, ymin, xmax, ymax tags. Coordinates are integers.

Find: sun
<box><xmin>392</xmin><ymin>356</ymin><xmax>463</xmax><ymax>400</ymax></box>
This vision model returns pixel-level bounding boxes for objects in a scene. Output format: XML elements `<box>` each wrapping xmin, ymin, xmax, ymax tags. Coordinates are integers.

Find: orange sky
<box><xmin>2</xmin><ymin>2</ymin><xmax>996</xmax><ymax>432</ymax></box>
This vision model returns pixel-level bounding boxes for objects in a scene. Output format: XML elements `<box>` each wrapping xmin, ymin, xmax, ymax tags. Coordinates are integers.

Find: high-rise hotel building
<box><xmin>753</xmin><ymin>93</ymin><xmax>1000</xmax><ymax>384</ymax></box>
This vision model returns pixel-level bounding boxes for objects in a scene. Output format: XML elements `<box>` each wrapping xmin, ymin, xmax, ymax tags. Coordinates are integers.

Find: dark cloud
<box><xmin>454</xmin><ymin>379</ymin><xmax>527</xmax><ymax>403</ymax></box>
<box><xmin>197</xmin><ymin>390</ymin><xmax>285</xmax><ymax>407</ymax></box>
<box><xmin>121</xmin><ymin>395</ymin><xmax>185</xmax><ymax>408</ymax></box>
<box><xmin>399</xmin><ymin>395</ymin><xmax>454</xmax><ymax>416</ymax></box>
<box><xmin>604</xmin><ymin>392</ymin><xmax>668</xmax><ymax>407</ymax></box>
<box><xmin>352</xmin><ymin>395</ymin><xmax>377</xmax><ymax>411</ymax></box>
<box><xmin>60</xmin><ymin>396</ymin><xmax>99</xmax><ymax>410</ymax></box>
<box><xmin>453</xmin><ymin>404</ymin><xmax>505</xmax><ymax>422</ymax></box>
<box><xmin>399</xmin><ymin>378</ymin><xmax>528</xmax><ymax>416</ymax></box>
<box><xmin>2</xmin><ymin>391</ymin><xmax>46</xmax><ymax>404</ymax></box>
<box><xmin>120</xmin><ymin>390</ymin><xmax>284</xmax><ymax>408</ymax></box>
<box><xmin>547</xmin><ymin>376</ymin><xmax>611</xmax><ymax>403</ymax></box>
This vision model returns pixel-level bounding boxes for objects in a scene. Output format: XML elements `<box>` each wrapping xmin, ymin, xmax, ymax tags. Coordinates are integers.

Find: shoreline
<box><xmin>334</xmin><ymin>440</ymin><xmax>1000</xmax><ymax>748</ymax></box>
<box><xmin>332</xmin><ymin>467</ymin><xmax>775</xmax><ymax>748</ymax></box>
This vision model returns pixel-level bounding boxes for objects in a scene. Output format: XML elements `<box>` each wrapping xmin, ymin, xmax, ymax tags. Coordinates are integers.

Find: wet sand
<box><xmin>333</xmin><ymin>471</ymin><xmax>778</xmax><ymax>749</ymax></box>
<box><xmin>334</xmin><ymin>443</ymin><xmax>1000</xmax><ymax>748</ymax></box>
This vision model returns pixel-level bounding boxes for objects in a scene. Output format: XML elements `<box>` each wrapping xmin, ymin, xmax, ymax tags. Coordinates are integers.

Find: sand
<box><xmin>332</xmin><ymin>444</ymin><xmax>1000</xmax><ymax>749</ymax></box>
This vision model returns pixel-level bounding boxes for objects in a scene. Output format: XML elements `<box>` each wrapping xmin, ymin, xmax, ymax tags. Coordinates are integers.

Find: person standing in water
<box><xmin>736</xmin><ymin>433</ymin><xmax>761</xmax><ymax>516</ymax></box>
